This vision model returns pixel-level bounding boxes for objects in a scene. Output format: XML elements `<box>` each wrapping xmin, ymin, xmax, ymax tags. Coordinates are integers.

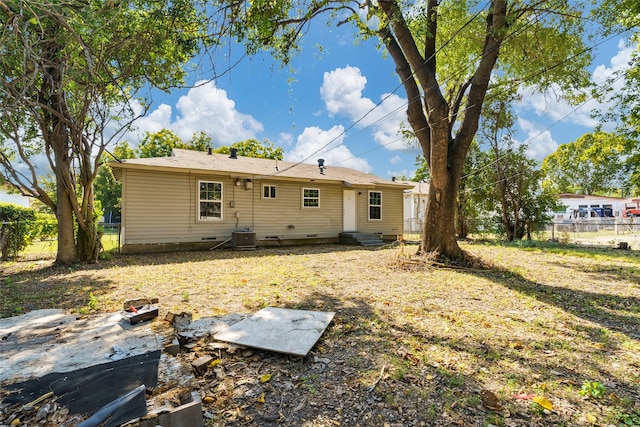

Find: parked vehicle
<box><xmin>623</xmin><ymin>208</ymin><xmax>640</xmax><ymax>218</ymax></box>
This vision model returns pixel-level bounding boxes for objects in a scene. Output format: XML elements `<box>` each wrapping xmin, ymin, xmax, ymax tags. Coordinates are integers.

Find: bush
<box><xmin>0</xmin><ymin>203</ymin><xmax>37</xmax><ymax>260</ymax></box>
<box><xmin>33</xmin><ymin>213</ymin><xmax>58</xmax><ymax>241</ymax></box>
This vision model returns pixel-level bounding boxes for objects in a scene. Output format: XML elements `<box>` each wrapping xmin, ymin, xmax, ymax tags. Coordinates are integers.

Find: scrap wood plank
<box><xmin>213</xmin><ymin>307</ymin><xmax>335</xmax><ymax>357</ymax></box>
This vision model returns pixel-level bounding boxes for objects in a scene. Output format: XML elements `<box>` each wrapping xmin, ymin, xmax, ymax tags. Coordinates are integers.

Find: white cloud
<box><xmin>277</xmin><ymin>132</ymin><xmax>294</xmax><ymax>147</ymax></box>
<box><xmin>387</xmin><ymin>168</ymin><xmax>413</xmax><ymax>180</ymax></box>
<box><xmin>518</xmin><ymin>118</ymin><xmax>559</xmax><ymax>161</ymax></box>
<box><xmin>320</xmin><ymin>66</ymin><xmax>407</xmax><ymax>150</ymax></box>
<box><xmin>390</xmin><ymin>156</ymin><xmax>402</xmax><ymax>164</ymax></box>
<box><xmin>515</xmin><ymin>39</ymin><xmax>636</xmax><ymax>159</ymax></box>
<box><xmin>119</xmin><ymin>81</ymin><xmax>263</xmax><ymax>148</ymax></box>
<box><xmin>284</xmin><ymin>125</ymin><xmax>372</xmax><ymax>173</ymax></box>
<box><xmin>172</xmin><ymin>81</ymin><xmax>263</xmax><ymax>144</ymax></box>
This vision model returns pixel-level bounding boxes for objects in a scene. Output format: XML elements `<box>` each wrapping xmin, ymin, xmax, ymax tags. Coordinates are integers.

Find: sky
<box><xmin>122</xmin><ymin>21</ymin><xmax>636</xmax><ymax>181</ymax></box>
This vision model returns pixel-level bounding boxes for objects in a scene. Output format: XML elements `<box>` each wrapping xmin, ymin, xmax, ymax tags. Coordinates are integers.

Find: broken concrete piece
<box><xmin>123</xmin><ymin>298</ymin><xmax>159</xmax><ymax>310</ymax></box>
<box><xmin>213</xmin><ymin>307</ymin><xmax>335</xmax><ymax>357</ymax></box>
<box><xmin>191</xmin><ymin>355</ymin><xmax>214</xmax><ymax>376</ymax></box>
<box><xmin>132</xmin><ymin>391</ymin><xmax>203</xmax><ymax>427</ymax></box>
<box><xmin>122</xmin><ymin>305</ymin><xmax>159</xmax><ymax>324</ymax></box>
<box><xmin>164</xmin><ymin>338</ymin><xmax>180</xmax><ymax>357</ymax></box>
<box><xmin>165</xmin><ymin>311</ymin><xmax>192</xmax><ymax>328</ymax></box>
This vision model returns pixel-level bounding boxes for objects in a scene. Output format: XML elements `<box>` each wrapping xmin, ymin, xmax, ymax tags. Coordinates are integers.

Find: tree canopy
<box><xmin>223</xmin><ymin>0</ymin><xmax>595</xmax><ymax>260</ymax></box>
<box><xmin>0</xmin><ymin>0</ymin><xmax>214</xmax><ymax>263</ymax></box>
<box><xmin>541</xmin><ymin>132</ymin><xmax>628</xmax><ymax>196</ymax></box>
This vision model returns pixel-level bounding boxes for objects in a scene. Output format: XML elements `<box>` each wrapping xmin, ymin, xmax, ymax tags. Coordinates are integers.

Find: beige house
<box><xmin>110</xmin><ymin>149</ymin><xmax>411</xmax><ymax>253</ymax></box>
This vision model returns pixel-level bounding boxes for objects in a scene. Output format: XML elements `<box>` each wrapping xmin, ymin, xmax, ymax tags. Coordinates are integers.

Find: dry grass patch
<box><xmin>1</xmin><ymin>241</ymin><xmax>640</xmax><ymax>426</ymax></box>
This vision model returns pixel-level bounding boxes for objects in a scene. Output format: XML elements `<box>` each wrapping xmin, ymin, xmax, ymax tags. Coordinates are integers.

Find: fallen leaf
<box><xmin>584</xmin><ymin>413</ymin><xmax>597</xmax><ymax>423</ymax></box>
<box><xmin>259</xmin><ymin>373</ymin><xmax>272</xmax><ymax>383</ymax></box>
<box><xmin>481</xmin><ymin>389</ymin><xmax>503</xmax><ymax>410</ymax></box>
<box><xmin>257</xmin><ymin>393</ymin><xmax>265</xmax><ymax>403</ymax></box>
<box><xmin>532</xmin><ymin>395</ymin><xmax>553</xmax><ymax>411</ymax></box>
<box><xmin>509</xmin><ymin>341</ymin><xmax>523</xmax><ymax>350</ymax></box>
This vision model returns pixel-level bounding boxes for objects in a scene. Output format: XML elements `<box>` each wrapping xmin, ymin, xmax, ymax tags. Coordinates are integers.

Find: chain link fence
<box><xmin>546</xmin><ymin>219</ymin><xmax>640</xmax><ymax>249</ymax></box>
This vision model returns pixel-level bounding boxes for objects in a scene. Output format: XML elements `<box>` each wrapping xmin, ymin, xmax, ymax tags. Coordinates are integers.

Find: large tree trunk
<box><xmin>76</xmin><ymin>180</ymin><xmax>100</xmax><ymax>263</ymax></box>
<box><xmin>54</xmin><ymin>159</ymin><xmax>78</xmax><ymax>264</ymax></box>
<box><xmin>421</xmin><ymin>175</ymin><xmax>464</xmax><ymax>259</ymax></box>
<box><xmin>40</xmin><ymin>33</ymin><xmax>78</xmax><ymax>265</ymax></box>
<box><xmin>379</xmin><ymin>0</ymin><xmax>506</xmax><ymax>262</ymax></box>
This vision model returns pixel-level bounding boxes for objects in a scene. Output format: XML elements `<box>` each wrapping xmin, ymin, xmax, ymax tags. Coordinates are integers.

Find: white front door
<box><xmin>343</xmin><ymin>190</ymin><xmax>356</xmax><ymax>232</ymax></box>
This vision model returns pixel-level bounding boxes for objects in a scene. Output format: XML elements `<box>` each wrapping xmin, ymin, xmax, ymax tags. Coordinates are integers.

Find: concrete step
<box><xmin>339</xmin><ymin>232</ymin><xmax>384</xmax><ymax>247</ymax></box>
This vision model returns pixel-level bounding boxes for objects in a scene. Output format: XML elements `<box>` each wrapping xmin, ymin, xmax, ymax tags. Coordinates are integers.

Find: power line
<box><xmin>269</xmin><ymin>1</ymin><xmax>492</xmax><ymax>176</ymax></box>
<box><xmin>311</xmin><ymin>1</ymin><xmax>600</xmax><ymax>168</ymax></box>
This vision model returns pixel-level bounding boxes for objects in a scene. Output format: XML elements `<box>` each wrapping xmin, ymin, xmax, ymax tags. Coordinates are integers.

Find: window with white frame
<box><xmin>199</xmin><ymin>181</ymin><xmax>222</xmax><ymax>220</ymax></box>
<box><xmin>263</xmin><ymin>184</ymin><xmax>277</xmax><ymax>199</ymax></box>
<box><xmin>369</xmin><ymin>191</ymin><xmax>382</xmax><ymax>220</ymax></box>
<box><xmin>302</xmin><ymin>188</ymin><xmax>320</xmax><ymax>207</ymax></box>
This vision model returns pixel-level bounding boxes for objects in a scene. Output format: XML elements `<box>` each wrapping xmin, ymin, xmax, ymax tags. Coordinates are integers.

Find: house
<box><xmin>110</xmin><ymin>149</ymin><xmax>412</xmax><ymax>253</ymax></box>
<box><xmin>397</xmin><ymin>180</ymin><xmax>429</xmax><ymax>233</ymax></box>
<box><xmin>554</xmin><ymin>193</ymin><xmax>631</xmax><ymax>219</ymax></box>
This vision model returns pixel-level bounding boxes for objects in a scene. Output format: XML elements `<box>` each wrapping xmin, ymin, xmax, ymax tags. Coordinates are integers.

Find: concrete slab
<box><xmin>213</xmin><ymin>307</ymin><xmax>335</xmax><ymax>357</ymax></box>
<box><xmin>0</xmin><ymin>309</ymin><xmax>162</xmax><ymax>383</ymax></box>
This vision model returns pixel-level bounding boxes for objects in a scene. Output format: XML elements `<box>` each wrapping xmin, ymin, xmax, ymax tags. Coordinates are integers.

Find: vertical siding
<box><xmin>121</xmin><ymin>169</ymin><xmax>406</xmax><ymax>245</ymax></box>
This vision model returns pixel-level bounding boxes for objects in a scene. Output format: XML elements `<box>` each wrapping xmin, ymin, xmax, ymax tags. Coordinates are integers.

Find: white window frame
<box><xmin>198</xmin><ymin>180</ymin><xmax>223</xmax><ymax>221</ymax></box>
<box><xmin>368</xmin><ymin>190</ymin><xmax>382</xmax><ymax>220</ymax></box>
<box><xmin>302</xmin><ymin>187</ymin><xmax>320</xmax><ymax>208</ymax></box>
<box><xmin>263</xmin><ymin>184</ymin><xmax>277</xmax><ymax>199</ymax></box>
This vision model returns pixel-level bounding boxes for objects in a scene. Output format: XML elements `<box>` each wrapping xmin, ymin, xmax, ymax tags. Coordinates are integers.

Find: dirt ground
<box><xmin>1</xmin><ymin>241</ymin><xmax>640</xmax><ymax>426</ymax></box>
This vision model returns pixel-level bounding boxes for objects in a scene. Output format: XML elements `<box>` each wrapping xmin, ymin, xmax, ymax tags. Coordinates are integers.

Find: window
<box><xmin>303</xmin><ymin>188</ymin><xmax>320</xmax><ymax>207</ymax></box>
<box><xmin>199</xmin><ymin>181</ymin><xmax>222</xmax><ymax>220</ymax></box>
<box><xmin>263</xmin><ymin>185</ymin><xmax>277</xmax><ymax>199</ymax></box>
<box><xmin>369</xmin><ymin>191</ymin><xmax>382</xmax><ymax>220</ymax></box>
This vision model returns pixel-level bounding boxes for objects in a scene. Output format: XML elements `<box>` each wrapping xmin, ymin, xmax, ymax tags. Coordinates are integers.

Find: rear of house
<box><xmin>111</xmin><ymin>149</ymin><xmax>410</xmax><ymax>253</ymax></box>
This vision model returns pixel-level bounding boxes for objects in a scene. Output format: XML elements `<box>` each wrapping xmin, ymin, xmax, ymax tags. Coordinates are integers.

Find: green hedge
<box><xmin>0</xmin><ymin>203</ymin><xmax>37</xmax><ymax>260</ymax></box>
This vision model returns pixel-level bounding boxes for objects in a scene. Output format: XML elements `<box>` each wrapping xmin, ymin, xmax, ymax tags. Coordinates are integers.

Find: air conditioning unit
<box><xmin>231</xmin><ymin>231</ymin><xmax>256</xmax><ymax>250</ymax></box>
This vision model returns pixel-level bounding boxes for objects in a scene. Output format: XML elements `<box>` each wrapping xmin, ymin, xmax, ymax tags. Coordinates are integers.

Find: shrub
<box><xmin>33</xmin><ymin>213</ymin><xmax>58</xmax><ymax>241</ymax></box>
<box><xmin>0</xmin><ymin>203</ymin><xmax>37</xmax><ymax>260</ymax></box>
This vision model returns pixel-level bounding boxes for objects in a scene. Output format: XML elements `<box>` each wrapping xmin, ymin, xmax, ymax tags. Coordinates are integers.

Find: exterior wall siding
<box><xmin>121</xmin><ymin>169</ymin><xmax>405</xmax><ymax>248</ymax></box>
<box><xmin>356</xmin><ymin>189</ymin><xmax>404</xmax><ymax>237</ymax></box>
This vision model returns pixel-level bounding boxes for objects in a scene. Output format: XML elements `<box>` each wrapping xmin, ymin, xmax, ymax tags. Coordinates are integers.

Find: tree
<box><xmin>593</xmin><ymin>1</ymin><xmax>640</xmax><ymax>194</ymax></box>
<box><xmin>138</xmin><ymin>129</ymin><xmax>213</xmax><ymax>158</ymax></box>
<box><xmin>0</xmin><ymin>1</ymin><xmax>213</xmax><ymax>263</ymax></box>
<box><xmin>226</xmin><ymin>0</ymin><xmax>593</xmax><ymax>261</ymax></box>
<box><xmin>541</xmin><ymin>132</ymin><xmax>627</xmax><ymax>196</ymax></box>
<box><xmin>0</xmin><ymin>203</ymin><xmax>36</xmax><ymax>260</ymax></box>
<box><xmin>213</xmin><ymin>139</ymin><xmax>284</xmax><ymax>160</ymax></box>
<box><xmin>94</xmin><ymin>142</ymin><xmax>137</xmax><ymax>223</ymax></box>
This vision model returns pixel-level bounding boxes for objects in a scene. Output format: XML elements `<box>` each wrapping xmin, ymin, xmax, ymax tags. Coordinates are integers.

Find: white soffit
<box><xmin>213</xmin><ymin>307</ymin><xmax>335</xmax><ymax>357</ymax></box>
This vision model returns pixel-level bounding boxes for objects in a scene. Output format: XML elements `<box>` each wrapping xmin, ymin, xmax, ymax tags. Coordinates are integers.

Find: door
<box><xmin>343</xmin><ymin>190</ymin><xmax>356</xmax><ymax>232</ymax></box>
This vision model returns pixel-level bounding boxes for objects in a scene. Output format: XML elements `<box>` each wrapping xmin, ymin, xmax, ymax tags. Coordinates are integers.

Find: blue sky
<box><xmin>124</xmin><ymin>23</ymin><xmax>636</xmax><ymax>180</ymax></box>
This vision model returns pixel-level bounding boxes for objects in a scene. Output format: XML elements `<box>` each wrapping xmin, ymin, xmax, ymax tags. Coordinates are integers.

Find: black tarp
<box><xmin>2</xmin><ymin>350</ymin><xmax>160</xmax><ymax>416</ymax></box>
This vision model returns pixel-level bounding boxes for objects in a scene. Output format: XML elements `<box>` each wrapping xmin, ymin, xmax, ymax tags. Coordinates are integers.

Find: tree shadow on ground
<box><xmin>214</xmin><ymin>291</ymin><xmax>501</xmax><ymax>426</ymax></box>
<box><xmin>468</xmin><ymin>265</ymin><xmax>640</xmax><ymax>341</ymax></box>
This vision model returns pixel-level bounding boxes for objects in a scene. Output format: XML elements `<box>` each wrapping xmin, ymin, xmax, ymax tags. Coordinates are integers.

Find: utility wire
<box><xmin>319</xmin><ymin>0</ymin><xmax>599</xmax><ymax>166</ymax></box>
<box><xmin>268</xmin><ymin>1</ymin><xmax>492</xmax><ymax>176</ymax></box>
<box><xmin>463</xmin><ymin>67</ymin><xmax>632</xmax><ymax>193</ymax></box>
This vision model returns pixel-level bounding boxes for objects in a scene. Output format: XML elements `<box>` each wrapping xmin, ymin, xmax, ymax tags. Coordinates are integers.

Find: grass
<box><xmin>1</xmin><ymin>240</ymin><xmax>640</xmax><ymax>426</ymax></box>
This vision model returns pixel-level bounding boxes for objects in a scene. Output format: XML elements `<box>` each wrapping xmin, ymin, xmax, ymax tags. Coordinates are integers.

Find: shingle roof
<box><xmin>110</xmin><ymin>149</ymin><xmax>412</xmax><ymax>188</ymax></box>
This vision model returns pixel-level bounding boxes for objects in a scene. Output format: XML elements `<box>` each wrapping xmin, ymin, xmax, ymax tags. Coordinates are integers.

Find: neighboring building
<box><xmin>110</xmin><ymin>149</ymin><xmax>412</xmax><ymax>253</ymax></box>
<box><xmin>0</xmin><ymin>186</ymin><xmax>31</xmax><ymax>208</ymax></box>
<box><xmin>398</xmin><ymin>180</ymin><xmax>429</xmax><ymax>233</ymax></box>
<box><xmin>555</xmin><ymin>193</ymin><xmax>631</xmax><ymax>219</ymax></box>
